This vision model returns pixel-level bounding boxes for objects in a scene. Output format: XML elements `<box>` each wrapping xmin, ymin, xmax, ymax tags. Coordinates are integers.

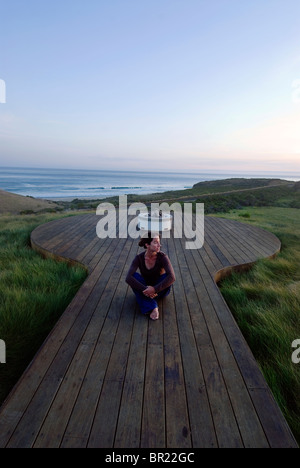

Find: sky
<box><xmin>0</xmin><ymin>0</ymin><xmax>300</xmax><ymax>174</ymax></box>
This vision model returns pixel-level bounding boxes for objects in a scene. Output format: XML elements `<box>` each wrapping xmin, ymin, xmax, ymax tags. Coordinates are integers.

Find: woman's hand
<box><xmin>143</xmin><ymin>286</ymin><xmax>157</xmax><ymax>298</ymax></box>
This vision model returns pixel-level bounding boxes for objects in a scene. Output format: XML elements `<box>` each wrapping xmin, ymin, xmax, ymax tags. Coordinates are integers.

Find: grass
<box><xmin>198</xmin><ymin>183</ymin><xmax>300</xmax><ymax>214</ymax></box>
<box><xmin>0</xmin><ymin>212</ymin><xmax>87</xmax><ymax>405</ymax></box>
<box><xmin>0</xmin><ymin>189</ymin><xmax>61</xmax><ymax>214</ymax></box>
<box><xmin>214</xmin><ymin>207</ymin><xmax>300</xmax><ymax>443</ymax></box>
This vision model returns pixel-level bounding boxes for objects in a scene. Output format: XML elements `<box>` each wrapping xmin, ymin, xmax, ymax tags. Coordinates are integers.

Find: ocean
<box><xmin>0</xmin><ymin>167</ymin><xmax>299</xmax><ymax>200</ymax></box>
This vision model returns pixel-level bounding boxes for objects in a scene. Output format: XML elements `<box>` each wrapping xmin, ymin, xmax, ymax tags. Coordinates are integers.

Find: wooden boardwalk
<box><xmin>0</xmin><ymin>214</ymin><xmax>297</xmax><ymax>448</ymax></box>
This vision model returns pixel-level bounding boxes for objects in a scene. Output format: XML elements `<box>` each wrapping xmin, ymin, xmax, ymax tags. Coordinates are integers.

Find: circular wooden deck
<box><xmin>0</xmin><ymin>214</ymin><xmax>297</xmax><ymax>448</ymax></box>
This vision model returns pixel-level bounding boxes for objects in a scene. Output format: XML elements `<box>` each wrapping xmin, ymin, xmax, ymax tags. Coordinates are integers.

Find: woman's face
<box><xmin>148</xmin><ymin>236</ymin><xmax>161</xmax><ymax>253</ymax></box>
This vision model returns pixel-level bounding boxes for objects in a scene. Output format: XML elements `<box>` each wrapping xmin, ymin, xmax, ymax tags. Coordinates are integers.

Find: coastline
<box><xmin>41</xmin><ymin>178</ymin><xmax>298</xmax><ymax>203</ymax></box>
<box><xmin>41</xmin><ymin>196</ymin><xmax>108</xmax><ymax>202</ymax></box>
<box><xmin>1</xmin><ymin>167</ymin><xmax>299</xmax><ymax>202</ymax></box>
<box><xmin>1</xmin><ymin>177</ymin><xmax>299</xmax><ymax>215</ymax></box>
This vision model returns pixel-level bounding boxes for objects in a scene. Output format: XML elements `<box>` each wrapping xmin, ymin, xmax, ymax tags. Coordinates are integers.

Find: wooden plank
<box><xmin>213</xmin><ymin>217</ymin><xmax>280</xmax><ymax>259</ymax></box>
<box><xmin>0</xmin><ymin>213</ymin><xmax>297</xmax><ymax>449</ymax></box>
<box><xmin>32</xmin><ymin>214</ymin><xmax>92</xmax><ymax>256</ymax></box>
<box><xmin>176</xmin><ymin>220</ymin><xmax>269</xmax><ymax>447</ymax></box>
<box><xmin>62</xmin><ymin>237</ymin><xmax>137</xmax><ymax>448</ymax></box>
<box><xmin>250</xmin><ymin>388</ymin><xmax>298</xmax><ymax>448</ymax></box>
<box><xmin>33</xmin><ymin>341</ymin><xmax>95</xmax><ymax>448</ymax></box>
<box><xmin>141</xmin><ymin>312</ymin><xmax>166</xmax><ymax>448</ymax></box>
<box><xmin>174</xmin><ymin>239</ymin><xmax>243</xmax><ymax>447</ymax></box>
<box><xmin>163</xmin><ymin>289</ymin><xmax>192</xmax><ymax>448</ymax></box>
<box><xmin>206</xmin><ymin>218</ymin><xmax>261</xmax><ymax>264</ymax></box>
<box><xmin>87</xmin><ymin>246</ymin><xmax>138</xmax><ymax>448</ymax></box>
<box><xmin>205</xmin><ymin>219</ymin><xmax>248</xmax><ymax>265</ymax></box>
<box><xmin>168</xmin><ymin>234</ymin><xmax>217</xmax><ymax>448</ymax></box>
<box><xmin>113</xmin><ymin>305</ymin><xmax>147</xmax><ymax>448</ymax></box>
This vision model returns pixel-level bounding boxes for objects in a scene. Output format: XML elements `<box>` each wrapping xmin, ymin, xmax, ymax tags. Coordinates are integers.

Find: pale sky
<box><xmin>1</xmin><ymin>0</ymin><xmax>300</xmax><ymax>174</ymax></box>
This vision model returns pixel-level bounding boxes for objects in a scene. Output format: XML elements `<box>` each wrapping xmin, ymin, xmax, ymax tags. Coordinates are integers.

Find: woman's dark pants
<box><xmin>131</xmin><ymin>272</ymin><xmax>171</xmax><ymax>315</ymax></box>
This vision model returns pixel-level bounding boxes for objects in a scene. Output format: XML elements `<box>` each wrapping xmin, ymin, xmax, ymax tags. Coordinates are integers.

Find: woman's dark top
<box><xmin>126</xmin><ymin>251</ymin><xmax>176</xmax><ymax>293</ymax></box>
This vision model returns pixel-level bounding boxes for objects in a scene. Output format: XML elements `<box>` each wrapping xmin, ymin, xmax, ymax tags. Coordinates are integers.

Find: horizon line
<box><xmin>1</xmin><ymin>165</ymin><xmax>300</xmax><ymax>177</ymax></box>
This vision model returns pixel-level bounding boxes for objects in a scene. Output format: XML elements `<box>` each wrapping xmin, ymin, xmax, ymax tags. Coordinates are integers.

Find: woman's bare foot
<box><xmin>150</xmin><ymin>308</ymin><xmax>159</xmax><ymax>320</ymax></box>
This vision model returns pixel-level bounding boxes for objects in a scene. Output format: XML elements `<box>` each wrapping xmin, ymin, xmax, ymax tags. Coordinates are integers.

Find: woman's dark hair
<box><xmin>138</xmin><ymin>231</ymin><xmax>160</xmax><ymax>249</ymax></box>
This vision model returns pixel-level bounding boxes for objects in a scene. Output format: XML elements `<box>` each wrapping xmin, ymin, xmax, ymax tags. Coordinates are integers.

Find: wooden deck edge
<box><xmin>250</xmin><ymin>387</ymin><xmax>299</xmax><ymax>448</ymax></box>
<box><xmin>213</xmin><ymin>242</ymin><xmax>281</xmax><ymax>284</ymax></box>
<box><xmin>30</xmin><ymin>236</ymin><xmax>89</xmax><ymax>274</ymax></box>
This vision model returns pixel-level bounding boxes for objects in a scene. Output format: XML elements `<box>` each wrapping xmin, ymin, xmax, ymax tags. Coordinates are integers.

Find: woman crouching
<box><xmin>126</xmin><ymin>232</ymin><xmax>176</xmax><ymax>320</ymax></box>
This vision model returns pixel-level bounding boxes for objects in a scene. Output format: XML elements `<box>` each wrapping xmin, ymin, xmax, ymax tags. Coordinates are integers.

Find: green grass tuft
<box><xmin>0</xmin><ymin>213</ymin><xmax>87</xmax><ymax>404</ymax></box>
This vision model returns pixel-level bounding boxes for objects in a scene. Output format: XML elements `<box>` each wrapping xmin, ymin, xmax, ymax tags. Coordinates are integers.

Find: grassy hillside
<box><xmin>0</xmin><ymin>189</ymin><xmax>60</xmax><ymax>214</ymax></box>
<box><xmin>198</xmin><ymin>183</ymin><xmax>300</xmax><ymax>214</ymax></box>
<box><xmin>107</xmin><ymin>177</ymin><xmax>293</xmax><ymax>204</ymax></box>
<box><xmin>193</xmin><ymin>177</ymin><xmax>288</xmax><ymax>191</ymax></box>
